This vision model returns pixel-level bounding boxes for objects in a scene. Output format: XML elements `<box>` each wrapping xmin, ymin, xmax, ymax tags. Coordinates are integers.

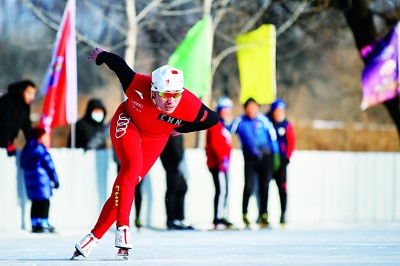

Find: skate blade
<box><xmin>116</xmin><ymin>249</ymin><xmax>129</xmax><ymax>260</ymax></box>
<box><xmin>70</xmin><ymin>249</ymin><xmax>86</xmax><ymax>260</ymax></box>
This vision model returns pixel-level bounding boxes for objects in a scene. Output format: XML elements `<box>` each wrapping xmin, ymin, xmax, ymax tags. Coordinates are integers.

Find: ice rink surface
<box><xmin>0</xmin><ymin>224</ymin><xmax>399</xmax><ymax>266</ymax></box>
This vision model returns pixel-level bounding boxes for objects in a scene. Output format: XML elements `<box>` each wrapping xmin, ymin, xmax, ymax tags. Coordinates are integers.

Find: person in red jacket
<box><xmin>71</xmin><ymin>48</ymin><xmax>218</xmax><ymax>261</ymax></box>
<box><xmin>205</xmin><ymin>96</ymin><xmax>234</xmax><ymax>229</ymax></box>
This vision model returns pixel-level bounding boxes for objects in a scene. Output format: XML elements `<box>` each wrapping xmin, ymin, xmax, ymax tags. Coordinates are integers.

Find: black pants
<box><xmin>272</xmin><ymin>161</ymin><xmax>288</xmax><ymax>215</ymax></box>
<box><xmin>242</xmin><ymin>154</ymin><xmax>273</xmax><ymax>216</ymax></box>
<box><xmin>31</xmin><ymin>199</ymin><xmax>50</xmax><ymax>219</ymax></box>
<box><xmin>165</xmin><ymin>170</ymin><xmax>187</xmax><ymax>222</ymax></box>
<box><xmin>210</xmin><ymin>168</ymin><xmax>229</xmax><ymax>222</ymax></box>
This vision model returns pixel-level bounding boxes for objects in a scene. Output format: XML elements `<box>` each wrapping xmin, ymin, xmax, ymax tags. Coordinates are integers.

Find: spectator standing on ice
<box><xmin>71</xmin><ymin>48</ymin><xmax>218</xmax><ymax>260</ymax></box>
<box><xmin>205</xmin><ymin>96</ymin><xmax>234</xmax><ymax>229</ymax></box>
<box><xmin>230</xmin><ymin>97</ymin><xmax>280</xmax><ymax>229</ymax></box>
<box><xmin>0</xmin><ymin>80</ymin><xmax>37</xmax><ymax>156</ymax></box>
<box><xmin>160</xmin><ymin>134</ymin><xmax>193</xmax><ymax>230</ymax></box>
<box><xmin>267</xmin><ymin>99</ymin><xmax>295</xmax><ymax>225</ymax></box>
<box><xmin>20</xmin><ymin>126</ymin><xmax>59</xmax><ymax>233</ymax></box>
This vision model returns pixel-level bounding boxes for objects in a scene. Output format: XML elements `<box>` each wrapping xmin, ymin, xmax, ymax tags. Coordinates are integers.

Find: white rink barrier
<box><xmin>1</xmin><ymin>149</ymin><xmax>399</xmax><ymax>231</ymax></box>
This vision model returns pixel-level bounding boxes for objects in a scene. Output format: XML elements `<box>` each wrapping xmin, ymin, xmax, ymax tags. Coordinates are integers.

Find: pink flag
<box><xmin>39</xmin><ymin>0</ymin><xmax>77</xmax><ymax>133</ymax></box>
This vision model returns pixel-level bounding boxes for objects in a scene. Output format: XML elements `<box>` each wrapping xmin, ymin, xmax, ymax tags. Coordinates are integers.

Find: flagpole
<box><xmin>196</xmin><ymin>1</ymin><xmax>213</xmax><ymax>148</ymax></box>
<box><xmin>70</xmin><ymin>122</ymin><xmax>76</xmax><ymax>148</ymax></box>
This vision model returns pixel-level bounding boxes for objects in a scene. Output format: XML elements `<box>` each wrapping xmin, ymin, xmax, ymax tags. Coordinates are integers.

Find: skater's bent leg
<box><xmin>109</xmin><ymin>109</ymin><xmax>143</xmax><ymax>228</ymax></box>
<box><xmin>115</xmin><ymin>160</ymin><xmax>142</xmax><ymax>227</ymax></box>
<box><xmin>91</xmin><ymin>196</ymin><xmax>117</xmax><ymax>239</ymax></box>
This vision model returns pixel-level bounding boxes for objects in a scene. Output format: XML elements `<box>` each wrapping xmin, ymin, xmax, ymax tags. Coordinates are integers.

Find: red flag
<box><xmin>39</xmin><ymin>0</ymin><xmax>77</xmax><ymax>133</ymax></box>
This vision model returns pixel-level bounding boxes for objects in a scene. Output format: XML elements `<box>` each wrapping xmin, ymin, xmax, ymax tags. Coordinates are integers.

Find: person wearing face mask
<box><xmin>0</xmin><ymin>80</ymin><xmax>37</xmax><ymax>156</ymax></box>
<box><xmin>230</xmin><ymin>98</ymin><xmax>280</xmax><ymax>229</ymax></box>
<box><xmin>70</xmin><ymin>48</ymin><xmax>218</xmax><ymax>261</ymax></box>
<box><xmin>67</xmin><ymin>98</ymin><xmax>107</xmax><ymax>150</ymax></box>
<box><xmin>267</xmin><ymin>99</ymin><xmax>295</xmax><ymax>226</ymax></box>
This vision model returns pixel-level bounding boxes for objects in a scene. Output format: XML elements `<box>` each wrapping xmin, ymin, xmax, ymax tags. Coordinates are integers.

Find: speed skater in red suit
<box><xmin>71</xmin><ymin>48</ymin><xmax>219</xmax><ymax>260</ymax></box>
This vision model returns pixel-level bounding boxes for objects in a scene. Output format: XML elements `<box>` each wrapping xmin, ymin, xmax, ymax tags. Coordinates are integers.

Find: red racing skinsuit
<box><xmin>91</xmin><ymin>52</ymin><xmax>218</xmax><ymax>239</ymax></box>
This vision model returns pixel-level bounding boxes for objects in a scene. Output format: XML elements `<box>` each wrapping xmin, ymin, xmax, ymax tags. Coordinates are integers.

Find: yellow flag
<box><xmin>236</xmin><ymin>24</ymin><xmax>276</xmax><ymax>104</ymax></box>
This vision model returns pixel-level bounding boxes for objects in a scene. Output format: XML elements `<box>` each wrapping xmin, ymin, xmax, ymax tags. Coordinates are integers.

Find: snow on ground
<box><xmin>0</xmin><ymin>224</ymin><xmax>399</xmax><ymax>266</ymax></box>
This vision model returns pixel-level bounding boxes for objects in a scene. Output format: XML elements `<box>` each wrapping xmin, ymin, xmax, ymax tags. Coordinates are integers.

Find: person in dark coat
<box><xmin>67</xmin><ymin>98</ymin><xmax>107</xmax><ymax>149</ymax></box>
<box><xmin>160</xmin><ymin>134</ymin><xmax>193</xmax><ymax>230</ymax></box>
<box><xmin>267</xmin><ymin>99</ymin><xmax>296</xmax><ymax>225</ymax></box>
<box><xmin>0</xmin><ymin>80</ymin><xmax>37</xmax><ymax>156</ymax></box>
<box><xmin>20</xmin><ymin>127</ymin><xmax>59</xmax><ymax>233</ymax></box>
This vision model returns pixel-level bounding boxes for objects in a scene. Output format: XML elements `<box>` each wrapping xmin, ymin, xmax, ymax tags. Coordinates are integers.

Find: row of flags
<box><xmin>40</xmin><ymin>0</ymin><xmax>399</xmax><ymax>142</ymax></box>
<box><xmin>168</xmin><ymin>17</ymin><xmax>276</xmax><ymax>105</ymax></box>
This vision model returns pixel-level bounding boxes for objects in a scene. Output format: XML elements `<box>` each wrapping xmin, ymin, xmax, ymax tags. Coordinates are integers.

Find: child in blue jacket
<box><xmin>20</xmin><ymin>127</ymin><xmax>59</xmax><ymax>233</ymax></box>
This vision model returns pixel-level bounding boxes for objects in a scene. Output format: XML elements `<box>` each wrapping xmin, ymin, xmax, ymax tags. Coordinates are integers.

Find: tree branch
<box><xmin>19</xmin><ymin>0</ymin><xmax>103</xmax><ymax>48</ymax></box>
<box><xmin>276</xmin><ymin>1</ymin><xmax>308</xmax><ymax>36</ymax></box>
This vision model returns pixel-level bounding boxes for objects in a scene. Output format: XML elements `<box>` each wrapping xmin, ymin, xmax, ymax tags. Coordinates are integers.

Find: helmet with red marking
<box><xmin>151</xmin><ymin>65</ymin><xmax>184</xmax><ymax>92</ymax></box>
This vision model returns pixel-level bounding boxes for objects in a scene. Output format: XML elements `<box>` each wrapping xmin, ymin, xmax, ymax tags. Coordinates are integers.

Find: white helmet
<box><xmin>151</xmin><ymin>65</ymin><xmax>184</xmax><ymax>92</ymax></box>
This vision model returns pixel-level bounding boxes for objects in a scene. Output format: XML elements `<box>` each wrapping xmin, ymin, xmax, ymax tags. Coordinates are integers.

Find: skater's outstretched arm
<box><xmin>175</xmin><ymin>103</ymin><xmax>219</xmax><ymax>133</ymax></box>
<box><xmin>88</xmin><ymin>48</ymin><xmax>135</xmax><ymax>92</ymax></box>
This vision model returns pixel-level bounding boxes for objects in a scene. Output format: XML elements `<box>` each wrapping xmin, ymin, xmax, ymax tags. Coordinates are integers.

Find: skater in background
<box><xmin>67</xmin><ymin>97</ymin><xmax>108</xmax><ymax>150</ymax></box>
<box><xmin>0</xmin><ymin>80</ymin><xmax>37</xmax><ymax>156</ymax></box>
<box><xmin>160</xmin><ymin>134</ymin><xmax>193</xmax><ymax>230</ymax></box>
<box><xmin>205</xmin><ymin>96</ymin><xmax>234</xmax><ymax>229</ymax></box>
<box><xmin>230</xmin><ymin>98</ymin><xmax>280</xmax><ymax>228</ymax></box>
<box><xmin>71</xmin><ymin>48</ymin><xmax>218</xmax><ymax>260</ymax></box>
<box><xmin>267</xmin><ymin>99</ymin><xmax>295</xmax><ymax>225</ymax></box>
<box><xmin>20</xmin><ymin>127</ymin><xmax>59</xmax><ymax>233</ymax></box>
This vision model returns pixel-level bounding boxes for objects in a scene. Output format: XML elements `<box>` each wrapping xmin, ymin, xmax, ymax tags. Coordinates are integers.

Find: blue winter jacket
<box><xmin>20</xmin><ymin>140</ymin><xmax>59</xmax><ymax>200</ymax></box>
<box><xmin>229</xmin><ymin>113</ymin><xmax>279</xmax><ymax>158</ymax></box>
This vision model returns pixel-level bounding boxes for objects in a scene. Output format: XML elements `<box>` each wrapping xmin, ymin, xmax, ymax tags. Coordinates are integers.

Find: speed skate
<box><xmin>70</xmin><ymin>248</ymin><xmax>130</xmax><ymax>261</ymax></box>
<box><xmin>116</xmin><ymin>248</ymin><xmax>129</xmax><ymax>260</ymax></box>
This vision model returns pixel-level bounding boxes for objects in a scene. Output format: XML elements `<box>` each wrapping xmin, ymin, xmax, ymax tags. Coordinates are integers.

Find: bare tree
<box><xmin>336</xmin><ymin>0</ymin><xmax>400</xmax><ymax>140</ymax></box>
<box><xmin>7</xmin><ymin>0</ymin><xmax>400</xmax><ymax>144</ymax></box>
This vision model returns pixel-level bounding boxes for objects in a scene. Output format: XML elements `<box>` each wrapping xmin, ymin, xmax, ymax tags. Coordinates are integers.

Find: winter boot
<box><xmin>135</xmin><ymin>218</ymin><xmax>142</xmax><ymax>229</ymax></box>
<box><xmin>257</xmin><ymin>213</ymin><xmax>270</xmax><ymax>228</ymax></box>
<box><xmin>242</xmin><ymin>213</ymin><xmax>250</xmax><ymax>228</ymax></box>
<box><xmin>214</xmin><ymin>218</ymin><xmax>234</xmax><ymax>230</ymax></box>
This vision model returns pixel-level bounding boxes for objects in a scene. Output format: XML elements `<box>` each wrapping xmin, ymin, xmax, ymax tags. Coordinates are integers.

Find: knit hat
<box><xmin>217</xmin><ymin>96</ymin><xmax>233</xmax><ymax>112</ymax></box>
<box><xmin>270</xmin><ymin>99</ymin><xmax>286</xmax><ymax>113</ymax></box>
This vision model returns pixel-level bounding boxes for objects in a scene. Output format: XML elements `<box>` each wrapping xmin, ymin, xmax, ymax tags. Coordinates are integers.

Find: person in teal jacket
<box><xmin>20</xmin><ymin>127</ymin><xmax>59</xmax><ymax>233</ymax></box>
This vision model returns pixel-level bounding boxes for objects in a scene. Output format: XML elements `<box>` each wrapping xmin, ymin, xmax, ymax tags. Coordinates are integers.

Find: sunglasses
<box><xmin>157</xmin><ymin>91</ymin><xmax>182</xmax><ymax>99</ymax></box>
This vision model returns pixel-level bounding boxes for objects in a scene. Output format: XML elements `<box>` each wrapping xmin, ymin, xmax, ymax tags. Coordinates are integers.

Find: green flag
<box><xmin>168</xmin><ymin>16</ymin><xmax>211</xmax><ymax>98</ymax></box>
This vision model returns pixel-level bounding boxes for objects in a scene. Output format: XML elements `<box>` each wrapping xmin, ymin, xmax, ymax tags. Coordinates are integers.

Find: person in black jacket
<box><xmin>160</xmin><ymin>134</ymin><xmax>193</xmax><ymax>230</ymax></box>
<box><xmin>0</xmin><ymin>80</ymin><xmax>37</xmax><ymax>156</ymax></box>
<box><xmin>67</xmin><ymin>98</ymin><xmax>107</xmax><ymax>149</ymax></box>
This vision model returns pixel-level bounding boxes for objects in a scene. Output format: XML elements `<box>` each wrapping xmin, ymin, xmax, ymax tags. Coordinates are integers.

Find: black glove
<box><xmin>53</xmin><ymin>181</ymin><xmax>60</xmax><ymax>189</ymax></box>
<box><xmin>6</xmin><ymin>142</ymin><xmax>16</xmax><ymax>157</ymax></box>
